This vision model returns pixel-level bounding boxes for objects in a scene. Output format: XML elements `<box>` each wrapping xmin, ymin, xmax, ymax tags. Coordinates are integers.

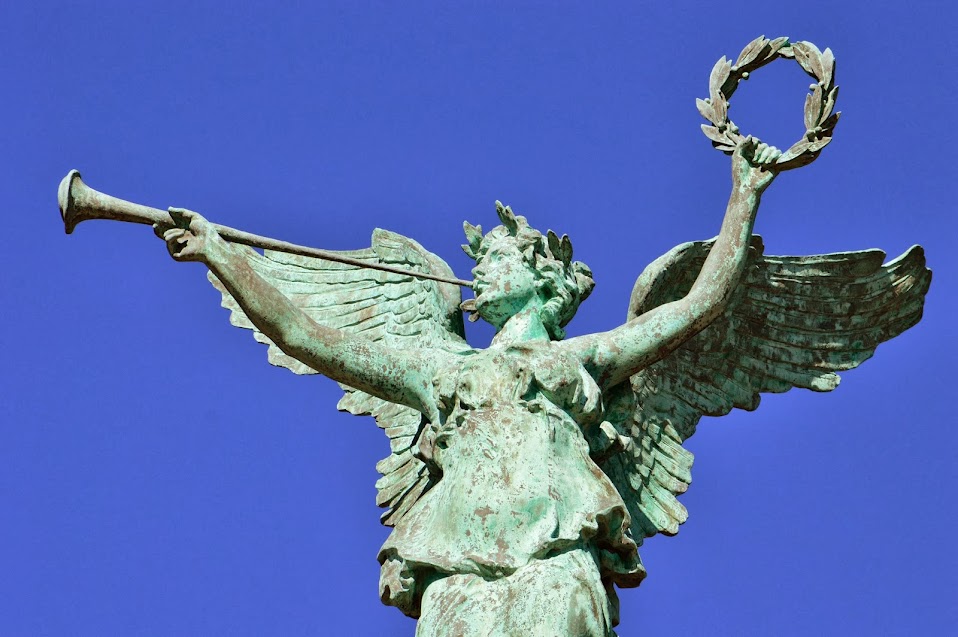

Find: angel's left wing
<box><xmin>599</xmin><ymin>235</ymin><xmax>931</xmax><ymax>544</ymax></box>
<box><xmin>208</xmin><ymin>229</ymin><xmax>472</xmax><ymax>526</ymax></box>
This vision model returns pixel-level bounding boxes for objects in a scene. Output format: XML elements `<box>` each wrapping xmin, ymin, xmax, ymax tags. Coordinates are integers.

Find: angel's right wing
<box><xmin>599</xmin><ymin>235</ymin><xmax>930</xmax><ymax>544</ymax></box>
<box><xmin>208</xmin><ymin>229</ymin><xmax>472</xmax><ymax>526</ymax></box>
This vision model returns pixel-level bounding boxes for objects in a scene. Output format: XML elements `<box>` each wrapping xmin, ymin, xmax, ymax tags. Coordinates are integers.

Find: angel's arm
<box><xmin>158</xmin><ymin>209</ymin><xmax>439</xmax><ymax>419</ymax></box>
<box><xmin>566</xmin><ymin>139</ymin><xmax>780</xmax><ymax>389</ymax></box>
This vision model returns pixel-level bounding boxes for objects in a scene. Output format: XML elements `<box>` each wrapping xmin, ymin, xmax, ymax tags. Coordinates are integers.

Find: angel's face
<box><xmin>472</xmin><ymin>238</ymin><xmax>540</xmax><ymax>328</ymax></box>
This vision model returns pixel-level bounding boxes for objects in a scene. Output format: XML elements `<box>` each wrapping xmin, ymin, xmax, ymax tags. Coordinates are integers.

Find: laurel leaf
<box><xmin>767</xmin><ymin>37</ymin><xmax>789</xmax><ymax>58</ymax></box>
<box><xmin>701</xmin><ymin>124</ymin><xmax>731</xmax><ymax>145</ymax></box>
<box><xmin>709</xmin><ymin>56</ymin><xmax>731</xmax><ymax>103</ymax></box>
<box><xmin>804</xmin><ymin>41</ymin><xmax>825</xmax><ymax>80</ymax></box>
<box><xmin>776</xmin><ymin>152</ymin><xmax>817</xmax><ymax>171</ymax></box>
<box><xmin>791</xmin><ymin>41</ymin><xmax>824</xmax><ymax>80</ymax></box>
<box><xmin>802</xmin><ymin>40</ymin><xmax>823</xmax><ymax>59</ymax></box>
<box><xmin>496</xmin><ymin>201</ymin><xmax>519</xmax><ymax>234</ymax></box>
<box><xmin>712</xmin><ymin>94</ymin><xmax>728</xmax><ymax>123</ymax></box>
<box><xmin>821</xmin><ymin>47</ymin><xmax>836</xmax><ymax>90</ymax></box>
<box><xmin>821</xmin><ymin>86</ymin><xmax>839</xmax><ymax>121</ymax></box>
<box><xmin>778</xmin><ymin>140</ymin><xmax>812</xmax><ymax>164</ymax></box>
<box><xmin>696</xmin><ymin>98</ymin><xmax>715</xmax><ymax>122</ymax></box>
<box><xmin>560</xmin><ymin>234</ymin><xmax>573</xmax><ymax>265</ymax></box>
<box><xmin>774</xmin><ymin>141</ymin><xmax>820</xmax><ymax>171</ymax></box>
<box><xmin>778</xmin><ymin>43</ymin><xmax>795</xmax><ymax>59</ymax></box>
<box><xmin>791</xmin><ymin>42</ymin><xmax>814</xmax><ymax>76</ymax></box>
<box><xmin>805</xmin><ymin>83</ymin><xmax>824</xmax><ymax>128</ymax></box>
<box><xmin>736</xmin><ymin>35</ymin><xmax>768</xmax><ymax>69</ymax></box>
<box><xmin>804</xmin><ymin>91</ymin><xmax>817</xmax><ymax>131</ymax></box>
<box><xmin>547</xmin><ymin>230</ymin><xmax>561</xmax><ymax>259</ymax></box>
<box><xmin>819</xmin><ymin>111</ymin><xmax>841</xmax><ymax>133</ymax></box>
<box><xmin>808</xmin><ymin>137</ymin><xmax>832</xmax><ymax>153</ymax></box>
<box><xmin>463</xmin><ymin>221</ymin><xmax>483</xmax><ymax>253</ymax></box>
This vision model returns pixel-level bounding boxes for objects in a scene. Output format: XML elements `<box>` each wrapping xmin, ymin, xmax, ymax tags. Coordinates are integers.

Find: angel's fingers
<box><xmin>170</xmin><ymin>244</ymin><xmax>196</xmax><ymax>260</ymax></box>
<box><xmin>756</xmin><ymin>143</ymin><xmax>772</xmax><ymax>164</ymax></box>
<box><xmin>163</xmin><ymin>228</ymin><xmax>187</xmax><ymax>242</ymax></box>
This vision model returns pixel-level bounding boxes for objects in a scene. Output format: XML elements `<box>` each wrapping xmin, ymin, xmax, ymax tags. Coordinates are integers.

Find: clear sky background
<box><xmin>2</xmin><ymin>2</ymin><xmax>956</xmax><ymax>635</ymax></box>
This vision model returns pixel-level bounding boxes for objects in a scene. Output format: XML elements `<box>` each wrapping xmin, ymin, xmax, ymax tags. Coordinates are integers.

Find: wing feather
<box><xmin>601</xmin><ymin>237</ymin><xmax>930</xmax><ymax>544</ymax></box>
<box><xmin>209</xmin><ymin>228</ymin><xmax>472</xmax><ymax>526</ymax></box>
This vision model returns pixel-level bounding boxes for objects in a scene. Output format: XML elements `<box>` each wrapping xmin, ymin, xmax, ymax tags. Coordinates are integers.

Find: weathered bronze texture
<box><xmin>698</xmin><ymin>36</ymin><xmax>839</xmax><ymax>170</ymax></box>
<box><xmin>59</xmin><ymin>38</ymin><xmax>930</xmax><ymax>636</ymax></box>
<box><xmin>58</xmin><ymin>170</ymin><xmax>473</xmax><ymax>288</ymax></box>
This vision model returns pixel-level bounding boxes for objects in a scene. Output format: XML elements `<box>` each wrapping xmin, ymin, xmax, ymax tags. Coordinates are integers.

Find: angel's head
<box><xmin>462</xmin><ymin>202</ymin><xmax>594</xmax><ymax>339</ymax></box>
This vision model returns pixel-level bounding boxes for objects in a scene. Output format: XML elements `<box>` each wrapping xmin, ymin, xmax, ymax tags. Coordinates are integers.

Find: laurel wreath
<box><xmin>698</xmin><ymin>36</ymin><xmax>840</xmax><ymax>170</ymax></box>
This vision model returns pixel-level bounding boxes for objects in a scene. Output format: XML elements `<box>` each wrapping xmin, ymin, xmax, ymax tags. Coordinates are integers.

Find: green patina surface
<box><xmin>60</xmin><ymin>39</ymin><xmax>931</xmax><ymax>636</ymax></box>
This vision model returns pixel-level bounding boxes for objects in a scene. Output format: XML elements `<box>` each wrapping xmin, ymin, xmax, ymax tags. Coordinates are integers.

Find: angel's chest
<box><xmin>434</xmin><ymin>350</ymin><xmax>532</xmax><ymax>412</ymax></box>
<box><xmin>433</xmin><ymin>346</ymin><xmax>603</xmax><ymax>423</ymax></box>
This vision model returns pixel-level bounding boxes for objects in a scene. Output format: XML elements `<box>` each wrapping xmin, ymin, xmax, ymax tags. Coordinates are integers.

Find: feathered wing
<box><xmin>208</xmin><ymin>229</ymin><xmax>472</xmax><ymax>526</ymax></box>
<box><xmin>600</xmin><ymin>235</ymin><xmax>931</xmax><ymax>543</ymax></box>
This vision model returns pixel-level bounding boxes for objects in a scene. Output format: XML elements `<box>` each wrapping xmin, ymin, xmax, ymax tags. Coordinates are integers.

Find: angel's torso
<box><xmin>379</xmin><ymin>342</ymin><xmax>644</xmax><ymax>593</ymax></box>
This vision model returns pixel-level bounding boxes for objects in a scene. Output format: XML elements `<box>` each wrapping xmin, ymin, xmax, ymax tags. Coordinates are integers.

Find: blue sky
<box><xmin>2</xmin><ymin>2</ymin><xmax>956</xmax><ymax>635</ymax></box>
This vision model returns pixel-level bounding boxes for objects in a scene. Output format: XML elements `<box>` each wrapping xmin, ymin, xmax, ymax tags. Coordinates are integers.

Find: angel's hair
<box><xmin>462</xmin><ymin>202</ymin><xmax>595</xmax><ymax>340</ymax></box>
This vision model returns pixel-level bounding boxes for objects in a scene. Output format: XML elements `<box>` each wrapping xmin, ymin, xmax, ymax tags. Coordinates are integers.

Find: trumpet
<box><xmin>58</xmin><ymin>170</ymin><xmax>474</xmax><ymax>288</ymax></box>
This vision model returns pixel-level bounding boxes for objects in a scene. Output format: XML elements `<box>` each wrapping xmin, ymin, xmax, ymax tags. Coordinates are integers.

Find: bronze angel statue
<box><xmin>58</xmin><ymin>38</ymin><xmax>931</xmax><ymax>637</ymax></box>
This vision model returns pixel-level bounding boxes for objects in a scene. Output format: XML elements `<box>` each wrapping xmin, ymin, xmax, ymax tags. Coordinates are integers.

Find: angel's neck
<box><xmin>492</xmin><ymin>301</ymin><xmax>550</xmax><ymax>347</ymax></box>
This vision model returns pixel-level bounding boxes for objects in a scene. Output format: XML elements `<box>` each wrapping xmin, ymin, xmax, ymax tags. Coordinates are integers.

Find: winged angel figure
<box><xmin>153</xmin><ymin>139</ymin><xmax>929</xmax><ymax>636</ymax></box>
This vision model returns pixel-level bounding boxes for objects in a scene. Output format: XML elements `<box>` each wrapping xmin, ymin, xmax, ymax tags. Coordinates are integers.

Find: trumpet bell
<box><xmin>57</xmin><ymin>169</ymin><xmax>171</xmax><ymax>234</ymax></box>
<box><xmin>58</xmin><ymin>169</ymin><xmax>83</xmax><ymax>234</ymax></box>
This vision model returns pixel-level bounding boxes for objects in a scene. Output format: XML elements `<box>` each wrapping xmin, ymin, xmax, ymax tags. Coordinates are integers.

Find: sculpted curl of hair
<box><xmin>463</xmin><ymin>203</ymin><xmax>595</xmax><ymax>340</ymax></box>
